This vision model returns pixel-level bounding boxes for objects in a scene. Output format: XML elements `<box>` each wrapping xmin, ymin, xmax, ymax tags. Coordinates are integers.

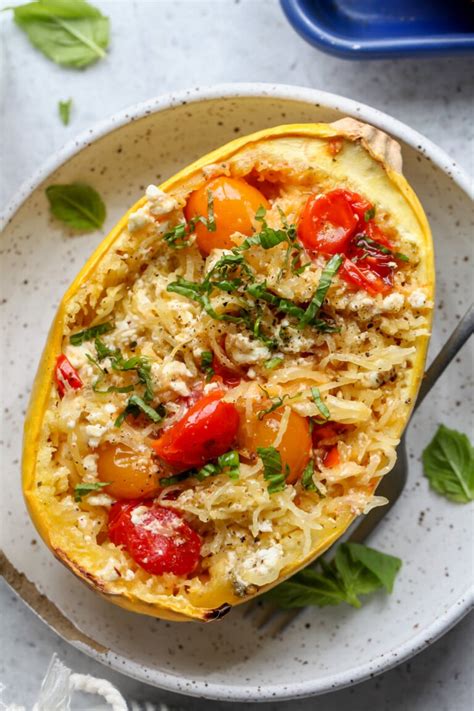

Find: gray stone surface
<box><xmin>0</xmin><ymin>1</ymin><xmax>472</xmax><ymax>709</ymax></box>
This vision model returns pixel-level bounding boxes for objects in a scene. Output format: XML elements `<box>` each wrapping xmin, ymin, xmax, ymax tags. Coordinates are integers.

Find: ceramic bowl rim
<box><xmin>2</xmin><ymin>82</ymin><xmax>473</xmax><ymax>702</ymax></box>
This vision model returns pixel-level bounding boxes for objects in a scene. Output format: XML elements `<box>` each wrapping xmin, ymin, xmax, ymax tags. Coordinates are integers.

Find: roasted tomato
<box><xmin>97</xmin><ymin>442</ymin><xmax>160</xmax><ymax>499</ymax></box>
<box><xmin>54</xmin><ymin>354</ymin><xmax>82</xmax><ymax>398</ymax></box>
<box><xmin>340</xmin><ymin>257</ymin><xmax>391</xmax><ymax>296</ymax></box>
<box><xmin>151</xmin><ymin>390</ymin><xmax>240</xmax><ymax>470</ymax></box>
<box><xmin>109</xmin><ymin>501</ymin><xmax>201</xmax><ymax>576</ymax></box>
<box><xmin>298</xmin><ymin>189</ymin><xmax>371</xmax><ymax>255</ymax></box>
<box><xmin>239</xmin><ymin>406</ymin><xmax>311</xmax><ymax>484</ymax></box>
<box><xmin>211</xmin><ymin>354</ymin><xmax>242</xmax><ymax>387</ymax></box>
<box><xmin>185</xmin><ymin>176</ymin><xmax>270</xmax><ymax>255</ymax></box>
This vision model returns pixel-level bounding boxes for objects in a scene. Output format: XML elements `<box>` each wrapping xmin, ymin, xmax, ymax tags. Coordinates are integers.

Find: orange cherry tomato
<box><xmin>324</xmin><ymin>445</ymin><xmax>340</xmax><ymax>468</ymax></box>
<box><xmin>239</xmin><ymin>407</ymin><xmax>311</xmax><ymax>484</ymax></box>
<box><xmin>97</xmin><ymin>442</ymin><xmax>160</xmax><ymax>500</ymax></box>
<box><xmin>185</xmin><ymin>176</ymin><xmax>270</xmax><ymax>256</ymax></box>
<box><xmin>108</xmin><ymin>501</ymin><xmax>201</xmax><ymax>576</ymax></box>
<box><xmin>151</xmin><ymin>390</ymin><xmax>240</xmax><ymax>470</ymax></box>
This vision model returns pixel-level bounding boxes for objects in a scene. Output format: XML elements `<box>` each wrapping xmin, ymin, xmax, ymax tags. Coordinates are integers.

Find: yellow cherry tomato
<box><xmin>185</xmin><ymin>176</ymin><xmax>270</xmax><ymax>256</ymax></box>
<box><xmin>239</xmin><ymin>407</ymin><xmax>311</xmax><ymax>484</ymax></box>
<box><xmin>97</xmin><ymin>442</ymin><xmax>160</xmax><ymax>499</ymax></box>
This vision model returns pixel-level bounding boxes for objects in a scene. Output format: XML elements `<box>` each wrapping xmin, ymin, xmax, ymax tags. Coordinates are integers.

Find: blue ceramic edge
<box><xmin>280</xmin><ymin>0</ymin><xmax>474</xmax><ymax>59</ymax></box>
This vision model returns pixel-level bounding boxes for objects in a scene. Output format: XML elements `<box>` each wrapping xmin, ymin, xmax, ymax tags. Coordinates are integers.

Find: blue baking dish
<box><xmin>281</xmin><ymin>0</ymin><xmax>474</xmax><ymax>58</ymax></box>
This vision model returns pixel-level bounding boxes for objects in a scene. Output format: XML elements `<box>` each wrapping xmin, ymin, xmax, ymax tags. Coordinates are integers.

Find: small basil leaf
<box><xmin>46</xmin><ymin>182</ymin><xmax>106</xmax><ymax>232</ymax></box>
<box><xmin>422</xmin><ymin>424</ymin><xmax>474</xmax><ymax>503</ymax></box>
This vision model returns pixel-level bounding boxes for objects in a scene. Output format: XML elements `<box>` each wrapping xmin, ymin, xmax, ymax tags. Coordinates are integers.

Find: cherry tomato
<box><xmin>324</xmin><ymin>445</ymin><xmax>340</xmax><ymax>468</ymax></box>
<box><xmin>239</xmin><ymin>407</ymin><xmax>311</xmax><ymax>484</ymax></box>
<box><xmin>108</xmin><ymin>501</ymin><xmax>201</xmax><ymax>576</ymax></box>
<box><xmin>54</xmin><ymin>354</ymin><xmax>82</xmax><ymax>398</ymax></box>
<box><xmin>298</xmin><ymin>189</ymin><xmax>370</xmax><ymax>255</ymax></box>
<box><xmin>185</xmin><ymin>176</ymin><xmax>270</xmax><ymax>256</ymax></box>
<box><xmin>340</xmin><ymin>257</ymin><xmax>391</xmax><ymax>296</ymax></box>
<box><xmin>211</xmin><ymin>354</ymin><xmax>242</xmax><ymax>387</ymax></box>
<box><xmin>151</xmin><ymin>391</ymin><xmax>240</xmax><ymax>470</ymax></box>
<box><xmin>311</xmin><ymin>423</ymin><xmax>340</xmax><ymax>445</ymax></box>
<box><xmin>97</xmin><ymin>442</ymin><xmax>160</xmax><ymax>500</ymax></box>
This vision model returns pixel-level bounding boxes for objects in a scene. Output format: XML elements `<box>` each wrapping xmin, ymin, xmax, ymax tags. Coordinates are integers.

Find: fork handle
<box><xmin>414</xmin><ymin>302</ymin><xmax>474</xmax><ymax>413</ymax></box>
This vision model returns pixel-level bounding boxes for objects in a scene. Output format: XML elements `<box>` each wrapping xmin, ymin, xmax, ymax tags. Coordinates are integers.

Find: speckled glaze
<box><xmin>1</xmin><ymin>85</ymin><xmax>473</xmax><ymax>702</ymax></box>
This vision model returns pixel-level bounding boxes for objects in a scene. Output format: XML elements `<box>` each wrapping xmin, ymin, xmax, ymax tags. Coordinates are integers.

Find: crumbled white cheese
<box><xmin>82</xmin><ymin>454</ymin><xmax>98</xmax><ymax>479</ymax></box>
<box><xmin>235</xmin><ymin>544</ymin><xmax>284</xmax><ymax>586</ymax></box>
<box><xmin>85</xmin><ymin>423</ymin><xmax>111</xmax><ymax>449</ymax></box>
<box><xmin>145</xmin><ymin>184</ymin><xmax>178</xmax><ymax>217</ymax></box>
<box><xmin>408</xmin><ymin>289</ymin><xmax>427</xmax><ymax>309</ymax></box>
<box><xmin>128</xmin><ymin>206</ymin><xmax>152</xmax><ymax>232</ymax></box>
<box><xmin>381</xmin><ymin>292</ymin><xmax>404</xmax><ymax>312</ymax></box>
<box><xmin>226</xmin><ymin>332</ymin><xmax>271</xmax><ymax>365</ymax></box>
<box><xmin>361</xmin><ymin>371</ymin><xmax>382</xmax><ymax>389</ymax></box>
<box><xmin>160</xmin><ymin>360</ymin><xmax>194</xmax><ymax>397</ymax></box>
<box><xmin>86</xmin><ymin>493</ymin><xmax>115</xmax><ymax>507</ymax></box>
<box><xmin>104</xmin><ymin>403</ymin><xmax>117</xmax><ymax>415</ymax></box>
<box><xmin>258</xmin><ymin>519</ymin><xmax>273</xmax><ymax>533</ymax></box>
<box><xmin>95</xmin><ymin>559</ymin><xmax>120</xmax><ymax>582</ymax></box>
<box><xmin>123</xmin><ymin>569</ymin><xmax>136</xmax><ymax>581</ymax></box>
<box><xmin>347</xmin><ymin>292</ymin><xmax>376</xmax><ymax>320</ymax></box>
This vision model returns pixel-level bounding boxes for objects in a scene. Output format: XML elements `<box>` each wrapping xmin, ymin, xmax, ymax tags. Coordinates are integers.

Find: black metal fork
<box><xmin>246</xmin><ymin>303</ymin><xmax>474</xmax><ymax>636</ymax></box>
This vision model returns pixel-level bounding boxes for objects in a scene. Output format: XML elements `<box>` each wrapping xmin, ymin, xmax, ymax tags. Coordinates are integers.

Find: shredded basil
<box><xmin>264</xmin><ymin>356</ymin><xmax>284</xmax><ymax>370</ymax></box>
<box><xmin>257</xmin><ymin>446</ymin><xmax>289</xmax><ymax>494</ymax></box>
<box><xmin>200</xmin><ymin>351</ymin><xmax>215</xmax><ymax>381</ymax></box>
<box><xmin>114</xmin><ymin>395</ymin><xmax>166</xmax><ymax>428</ymax></box>
<box><xmin>70</xmin><ymin>321</ymin><xmax>113</xmax><ymax>346</ymax></box>
<box><xmin>74</xmin><ymin>481</ymin><xmax>109</xmax><ymax>502</ymax></box>
<box><xmin>364</xmin><ymin>207</ymin><xmax>376</xmax><ymax>222</ymax></box>
<box><xmin>301</xmin><ymin>459</ymin><xmax>317</xmax><ymax>492</ymax></box>
<box><xmin>311</xmin><ymin>386</ymin><xmax>330</xmax><ymax>421</ymax></box>
<box><xmin>298</xmin><ymin>254</ymin><xmax>343</xmax><ymax>330</ymax></box>
<box><xmin>160</xmin><ymin>450</ymin><xmax>240</xmax><ymax>487</ymax></box>
<box><xmin>356</xmin><ymin>235</ymin><xmax>409</xmax><ymax>263</ymax></box>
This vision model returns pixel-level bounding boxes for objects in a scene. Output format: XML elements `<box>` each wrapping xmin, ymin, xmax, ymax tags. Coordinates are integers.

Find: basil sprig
<box><xmin>266</xmin><ymin>542</ymin><xmax>401</xmax><ymax>609</ymax></box>
<box><xmin>10</xmin><ymin>0</ymin><xmax>110</xmax><ymax>69</ymax></box>
<box><xmin>422</xmin><ymin>424</ymin><xmax>474</xmax><ymax>503</ymax></box>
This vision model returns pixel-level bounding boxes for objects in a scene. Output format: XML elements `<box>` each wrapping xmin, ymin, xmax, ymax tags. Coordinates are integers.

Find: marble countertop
<box><xmin>0</xmin><ymin>1</ymin><xmax>472</xmax><ymax>708</ymax></box>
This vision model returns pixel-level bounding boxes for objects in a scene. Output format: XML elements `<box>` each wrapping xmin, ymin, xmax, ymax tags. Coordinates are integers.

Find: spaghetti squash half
<box><xmin>23</xmin><ymin>120</ymin><xmax>434</xmax><ymax>621</ymax></box>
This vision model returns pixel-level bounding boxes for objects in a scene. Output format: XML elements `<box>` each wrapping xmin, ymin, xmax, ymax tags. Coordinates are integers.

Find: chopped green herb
<box><xmin>257</xmin><ymin>388</ymin><xmax>290</xmax><ymax>420</ymax></box>
<box><xmin>74</xmin><ymin>481</ymin><xmax>109</xmax><ymax>503</ymax></box>
<box><xmin>46</xmin><ymin>183</ymin><xmax>106</xmax><ymax>232</ymax></box>
<box><xmin>163</xmin><ymin>222</ymin><xmax>191</xmax><ymax>249</ymax></box>
<box><xmin>299</xmin><ymin>254</ymin><xmax>343</xmax><ymax>329</ymax></box>
<box><xmin>264</xmin><ymin>356</ymin><xmax>284</xmax><ymax>370</ymax></box>
<box><xmin>92</xmin><ymin>382</ymin><xmax>134</xmax><ymax>395</ymax></box>
<box><xmin>200</xmin><ymin>351</ymin><xmax>215</xmax><ymax>381</ymax></box>
<box><xmin>356</xmin><ymin>235</ymin><xmax>409</xmax><ymax>263</ymax></box>
<box><xmin>159</xmin><ymin>472</ymin><xmax>191</xmax><ymax>487</ymax></box>
<box><xmin>266</xmin><ymin>542</ymin><xmax>402</xmax><ymax>609</ymax></box>
<box><xmin>206</xmin><ymin>190</ymin><xmax>216</xmax><ymax>231</ymax></box>
<box><xmin>70</xmin><ymin>321</ymin><xmax>113</xmax><ymax>346</ymax></box>
<box><xmin>257</xmin><ymin>446</ymin><xmax>289</xmax><ymax>494</ymax></box>
<box><xmin>114</xmin><ymin>395</ymin><xmax>165</xmax><ymax>428</ymax></box>
<box><xmin>58</xmin><ymin>98</ymin><xmax>72</xmax><ymax>125</ymax></box>
<box><xmin>364</xmin><ymin>207</ymin><xmax>376</xmax><ymax>222</ymax></box>
<box><xmin>301</xmin><ymin>460</ymin><xmax>317</xmax><ymax>492</ymax></box>
<box><xmin>422</xmin><ymin>424</ymin><xmax>474</xmax><ymax>503</ymax></box>
<box><xmin>311</xmin><ymin>387</ymin><xmax>330</xmax><ymax>421</ymax></box>
<box><xmin>10</xmin><ymin>0</ymin><xmax>110</xmax><ymax>69</ymax></box>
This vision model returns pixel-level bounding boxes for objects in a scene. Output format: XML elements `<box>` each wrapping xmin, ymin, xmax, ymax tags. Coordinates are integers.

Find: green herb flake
<box><xmin>10</xmin><ymin>0</ymin><xmax>110</xmax><ymax>69</ymax></box>
<box><xmin>264</xmin><ymin>356</ymin><xmax>284</xmax><ymax>370</ymax></box>
<box><xmin>74</xmin><ymin>481</ymin><xmax>109</xmax><ymax>502</ymax></box>
<box><xmin>206</xmin><ymin>190</ymin><xmax>216</xmax><ymax>231</ymax></box>
<box><xmin>299</xmin><ymin>254</ymin><xmax>343</xmax><ymax>330</ymax></box>
<box><xmin>266</xmin><ymin>542</ymin><xmax>401</xmax><ymax>609</ymax></box>
<box><xmin>114</xmin><ymin>395</ymin><xmax>165</xmax><ymax>428</ymax></box>
<box><xmin>200</xmin><ymin>350</ymin><xmax>215</xmax><ymax>381</ymax></box>
<box><xmin>364</xmin><ymin>207</ymin><xmax>376</xmax><ymax>222</ymax></box>
<box><xmin>257</xmin><ymin>446</ymin><xmax>289</xmax><ymax>494</ymax></box>
<box><xmin>70</xmin><ymin>321</ymin><xmax>113</xmax><ymax>346</ymax></box>
<box><xmin>58</xmin><ymin>98</ymin><xmax>72</xmax><ymax>125</ymax></box>
<box><xmin>46</xmin><ymin>182</ymin><xmax>106</xmax><ymax>232</ymax></box>
<box><xmin>301</xmin><ymin>460</ymin><xmax>316</xmax><ymax>492</ymax></box>
<box><xmin>311</xmin><ymin>387</ymin><xmax>330</xmax><ymax>421</ymax></box>
<box><xmin>422</xmin><ymin>424</ymin><xmax>474</xmax><ymax>503</ymax></box>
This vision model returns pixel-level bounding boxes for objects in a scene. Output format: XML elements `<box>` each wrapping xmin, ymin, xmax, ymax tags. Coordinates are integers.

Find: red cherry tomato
<box><xmin>211</xmin><ymin>355</ymin><xmax>242</xmax><ymax>387</ymax></box>
<box><xmin>298</xmin><ymin>189</ymin><xmax>371</xmax><ymax>255</ymax></box>
<box><xmin>151</xmin><ymin>391</ymin><xmax>240</xmax><ymax>470</ymax></box>
<box><xmin>324</xmin><ymin>445</ymin><xmax>340</xmax><ymax>468</ymax></box>
<box><xmin>340</xmin><ymin>258</ymin><xmax>391</xmax><ymax>296</ymax></box>
<box><xmin>54</xmin><ymin>354</ymin><xmax>82</xmax><ymax>398</ymax></box>
<box><xmin>109</xmin><ymin>501</ymin><xmax>201</xmax><ymax>576</ymax></box>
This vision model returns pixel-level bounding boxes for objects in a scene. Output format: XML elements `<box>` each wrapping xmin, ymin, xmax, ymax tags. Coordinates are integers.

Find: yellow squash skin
<box><xmin>23</xmin><ymin>122</ymin><xmax>434</xmax><ymax>621</ymax></box>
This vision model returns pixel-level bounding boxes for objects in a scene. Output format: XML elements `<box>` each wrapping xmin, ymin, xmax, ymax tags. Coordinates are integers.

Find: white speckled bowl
<box><xmin>1</xmin><ymin>84</ymin><xmax>473</xmax><ymax>702</ymax></box>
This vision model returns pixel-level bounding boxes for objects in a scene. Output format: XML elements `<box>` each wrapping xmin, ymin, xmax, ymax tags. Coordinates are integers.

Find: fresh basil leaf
<box><xmin>11</xmin><ymin>0</ymin><xmax>109</xmax><ymax>69</ymax></box>
<box><xmin>299</xmin><ymin>254</ymin><xmax>343</xmax><ymax>329</ymax></box>
<box><xmin>257</xmin><ymin>446</ymin><xmax>289</xmax><ymax>494</ymax></box>
<box><xmin>311</xmin><ymin>386</ymin><xmax>330</xmax><ymax>421</ymax></box>
<box><xmin>70</xmin><ymin>321</ymin><xmax>113</xmax><ymax>346</ymax></box>
<box><xmin>217</xmin><ymin>450</ymin><xmax>240</xmax><ymax>480</ymax></box>
<box><xmin>58</xmin><ymin>98</ymin><xmax>72</xmax><ymax>125</ymax></box>
<box><xmin>266</xmin><ymin>543</ymin><xmax>401</xmax><ymax>609</ymax></box>
<box><xmin>364</xmin><ymin>207</ymin><xmax>376</xmax><ymax>222</ymax></box>
<box><xmin>74</xmin><ymin>481</ymin><xmax>108</xmax><ymax>502</ymax></box>
<box><xmin>200</xmin><ymin>350</ymin><xmax>214</xmax><ymax>381</ymax></box>
<box><xmin>422</xmin><ymin>424</ymin><xmax>474</xmax><ymax>503</ymax></box>
<box><xmin>46</xmin><ymin>182</ymin><xmax>106</xmax><ymax>232</ymax></box>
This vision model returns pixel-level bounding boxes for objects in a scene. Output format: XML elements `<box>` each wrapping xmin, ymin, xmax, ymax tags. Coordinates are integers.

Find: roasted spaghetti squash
<box><xmin>23</xmin><ymin>120</ymin><xmax>434</xmax><ymax>621</ymax></box>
